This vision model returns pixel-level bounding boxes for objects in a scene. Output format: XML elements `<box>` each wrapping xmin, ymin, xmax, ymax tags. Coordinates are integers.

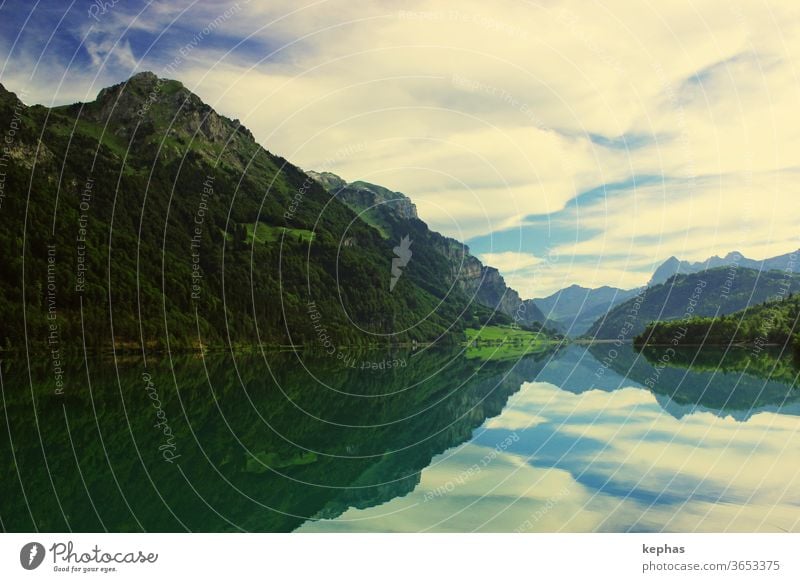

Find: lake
<box><xmin>1</xmin><ymin>343</ymin><xmax>798</xmax><ymax>532</ymax></box>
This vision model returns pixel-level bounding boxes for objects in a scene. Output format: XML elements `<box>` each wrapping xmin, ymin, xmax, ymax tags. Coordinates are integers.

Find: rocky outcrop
<box><xmin>63</xmin><ymin>71</ymin><xmax>254</xmax><ymax>154</ymax></box>
<box><xmin>309</xmin><ymin>171</ymin><xmax>547</xmax><ymax>327</ymax></box>
<box><xmin>462</xmin><ymin>262</ymin><xmax>545</xmax><ymax>326</ymax></box>
<box><xmin>332</xmin><ymin>179</ymin><xmax>419</xmax><ymax>220</ymax></box>
<box><xmin>305</xmin><ymin>170</ymin><xmax>347</xmax><ymax>192</ymax></box>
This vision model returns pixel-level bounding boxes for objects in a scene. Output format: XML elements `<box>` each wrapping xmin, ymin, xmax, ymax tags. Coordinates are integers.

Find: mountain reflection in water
<box><xmin>1</xmin><ymin>344</ymin><xmax>798</xmax><ymax>532</ymax></box>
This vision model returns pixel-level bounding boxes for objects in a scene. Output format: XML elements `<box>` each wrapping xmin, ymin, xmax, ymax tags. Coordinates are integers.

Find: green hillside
<box><xmin>0</xmin><ymin>73</ymin><xmax>509</xmax><ymax>351</ymax></box>
<box><xmin>585</xmin><ymin>266</ymin><xmax>800</xmax><ymax>340</ymax></box>
<box><xmin>308</xmin><ymin>172</ymin><xmax>549</xmax><ymax>329</ymax></box>
<box><xmin>635</xmin><ymin>292</ymin><xmax>800</xmax><ymax>357</ymax></box>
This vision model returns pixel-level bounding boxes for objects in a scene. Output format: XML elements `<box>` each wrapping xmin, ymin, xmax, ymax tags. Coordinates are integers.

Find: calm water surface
<box><xmin>1</xmin><ymin>344</ymin><xmax>798</xmax><ymax>532</ymax></box>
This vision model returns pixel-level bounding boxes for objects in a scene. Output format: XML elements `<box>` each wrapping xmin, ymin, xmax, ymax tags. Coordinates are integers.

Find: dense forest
<box><xmin>0</xmin><ymin>73</ymin><xmax>523</xmax><ymax>352</ymax></box>
<box><xmin>635</xmin><ymin>292</ymin><xmax>800</xmax><ymax>358</ymax></box>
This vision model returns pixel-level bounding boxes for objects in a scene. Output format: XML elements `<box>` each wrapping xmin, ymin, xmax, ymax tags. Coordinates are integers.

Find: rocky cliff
<box><xmin>309</xmin><ymin>171</ymin><xmax>547</xmax><ymax>327</ymax></box>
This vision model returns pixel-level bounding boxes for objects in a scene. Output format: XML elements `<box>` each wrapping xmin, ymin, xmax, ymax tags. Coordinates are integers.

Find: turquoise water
<box><xmin>1</xmin><ymin>344</ymin><xmax>798</xmax><ymax>532</ymax></box>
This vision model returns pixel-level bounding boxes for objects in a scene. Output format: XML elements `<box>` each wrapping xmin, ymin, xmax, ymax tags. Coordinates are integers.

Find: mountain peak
<box><xmin>92</xmin><ymin>72</ymin><xmax>189</xmax><ymax>110</ymax></box>
<box><xmin>647</xmin><ymin>256</ymin><xmax>686</xmax><ymax>286</ymax></box>
<box><xmin>647</xmin><ymin>248</ymin><xmax>800</xmax><ymax>288</ymax></box>
<box><xmin>60</xmin><ymin>73</ymin><xmax>257</xmax><ymax>161</ymax></box>
<box><xmin>128</xmin><ymin>70</ymin><xmax>159</xmax><ymax>83</ymax></box>
<box><xmin>307</xmin><ymin>170</ymin><xmax>347</xmax><ymax>192</ymax></box>
<box><xmin>312</xmin><ymin>175</ymin><xmax>419</xmax><ymax>221</ymax></box>
<box><xmin>0</xmin><ymin>81</ymin><xmax>23</xmax><ymax>108</ymax></box>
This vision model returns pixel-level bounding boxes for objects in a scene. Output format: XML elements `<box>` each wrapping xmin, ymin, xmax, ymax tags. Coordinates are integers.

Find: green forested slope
<box><xmin>585</xmin><ymin>267</ymin><xmax>800</xmax><ymax>340</ymax></box>
<box><xmin>0</xmin><ymin>73</ymin><xmax>504</xmax><ymax>351</ymax></box>
<box><xmin>308</xmin><ymin>172</ymin><xmax>548</xmax><ymax>329</ymax></box>
<box><xmin>636</xmin><ymin>293</ymin><xmax>800</xmax><ymax>357</ymax></box>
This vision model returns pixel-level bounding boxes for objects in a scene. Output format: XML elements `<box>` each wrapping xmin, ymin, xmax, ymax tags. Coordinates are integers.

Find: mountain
<box><xmin>648</xmin><ymin>256</ymin><xmax>684</xmax><ymax>286</ymax></box>
<box><xmin>585</xmin><ymin>267</ymin><xmax>800</xmax><ymax>339</ymax></box>
<box><xmin>648</xmin><ymin>249</ymin><xmax>800</xmax><ymax>286</ymax></box>
<box><xmin>0</xmin><ymin>73</ymin><xmax>521</xmax><ymax>351</ymax></box>
<box><xmin>532</xmin><ymin>284</ymin><xmax>638</xmax><ymax>336</ymax></box>
<box><xmin>308</xmin><ymin>172</ymin><xmax>549</xmax><ymax>329</ymax></box>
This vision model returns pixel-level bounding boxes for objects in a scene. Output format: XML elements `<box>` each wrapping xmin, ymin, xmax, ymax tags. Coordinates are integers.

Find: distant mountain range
<box><xmin>532</xmin><ymin>284</ymin><xmax>638</xmax><ymax>336</ymax></box>
<box><xmin>532</xmin><ymin>249</ymin><xmax>799</xmax><ymax>337</ymax></box>
<box><xmin>648</xmin><ymin>249</ymin><xmax>799</xmax><ymax>286</ymax></box>
<box><xmin>585</xmin><ymin>267</ymin><xmax>800</xmax><ymax>339</ymax></box>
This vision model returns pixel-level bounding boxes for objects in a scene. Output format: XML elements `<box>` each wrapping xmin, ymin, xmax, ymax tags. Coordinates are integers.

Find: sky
<box><xmin>1</xmin><ymin>0</ymin><xmax>799</xmax><ymax>297</ymax></box>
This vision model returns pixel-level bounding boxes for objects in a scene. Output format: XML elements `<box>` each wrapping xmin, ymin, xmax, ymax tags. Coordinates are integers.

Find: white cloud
<box><xmin>4</xmin><ymin>0</ymin><xmax>800</xmax><ymax>295</ymax></box>
<box><xmin>84</xmin><ymin>37</ymin><xmax>138</xmax><ymax>69</ymax></box>
<box><xmin>478</xmin><ymin>251</ymin><xmax>543</xmax><ymax>272</ymax></box>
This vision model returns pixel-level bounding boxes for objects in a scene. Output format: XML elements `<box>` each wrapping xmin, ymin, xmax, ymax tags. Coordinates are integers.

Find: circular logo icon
<box><xmin>20</xmin><ymin>542</ymin><xmax>46</xmax><ymax>570</ymax></box>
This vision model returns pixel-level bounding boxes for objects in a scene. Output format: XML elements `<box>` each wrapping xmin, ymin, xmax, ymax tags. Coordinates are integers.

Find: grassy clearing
<box><xmin>246</xmin><ymin>223</ymin><xmax>316</xmax><ymax>244</ymax></box>
<box><xmin>49</xmin><ymin>116</ymin><xmax>129</xmax><ymax>158</ymax></box>
<box><xmin>349</xmin><ymin>210</ymin><xmax>390</xmax><ymax>239</ymax></box>
<box><xmin>465</xmin><ymin>325</ymin><xmax>554</xmax><ymax>361</ymax></box>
